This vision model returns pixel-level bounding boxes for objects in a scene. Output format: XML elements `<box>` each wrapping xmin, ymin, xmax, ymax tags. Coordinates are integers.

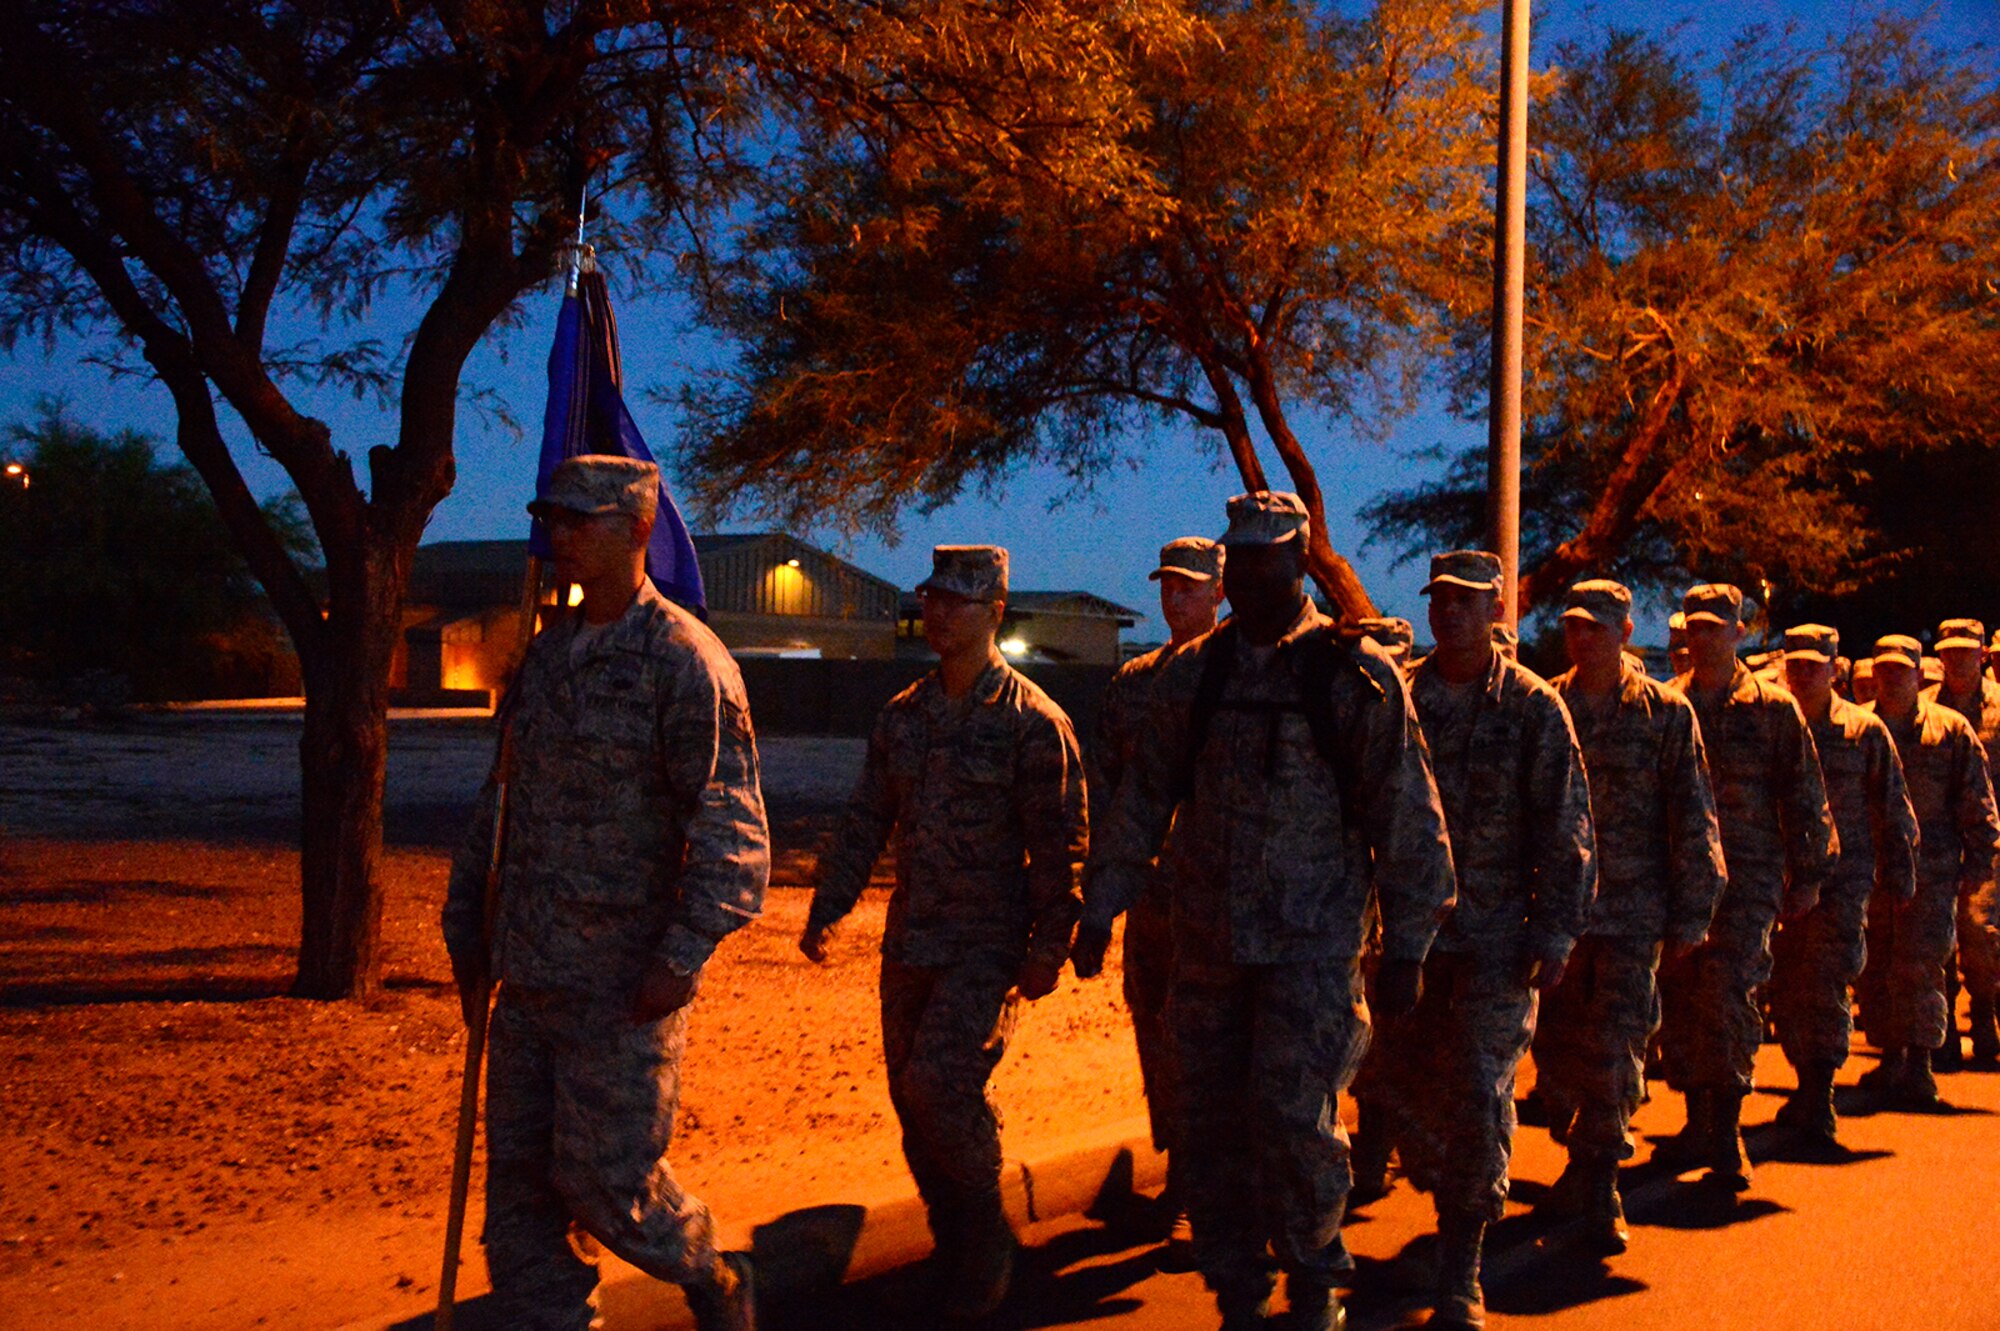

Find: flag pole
<box><xmin>1486</xmin><ymin>0</ymin><xmax>1531</xmax><ymax>631</ymax></box>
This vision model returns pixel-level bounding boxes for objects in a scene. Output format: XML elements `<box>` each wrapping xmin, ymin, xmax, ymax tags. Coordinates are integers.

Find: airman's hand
<box><xmin>1520</xmin><ymin>952</ymin><xmax>1568</xmax><ymax>993</ymax></box>
<box><xmin>799</xmin><ymin>923</ymin><xmax>834</xmax><ymax>964</ymax></box>
<box><xmin>1070</xmin><ymin>924</ymin><xmax>1113</xmax><ymax>980</ymax></box>
<box><xmin>1014</xmin><ymin>957</ymin><xmax>1063</xmax><ymax>1002</ymax></box>
<box><xmin>449</xmin><ymin>951</ymin><xmax>488</xmax><ymax>1031</ymax></box>
<box><xmin>1374</xmin><ymin>957</ymin><xmax>1424</xmax><ymax>1022</ymax></box>
<box><xmin>632</xmin><ymin>963</ymin><xmax>701</xmax><ymax>1023</ymax></box>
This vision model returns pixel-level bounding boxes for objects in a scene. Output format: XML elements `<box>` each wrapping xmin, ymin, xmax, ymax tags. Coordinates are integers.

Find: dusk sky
<box><xmin>1</xmin><ymin>0</ymin><xmax>1988</xmax><ymax>644</ymax></box>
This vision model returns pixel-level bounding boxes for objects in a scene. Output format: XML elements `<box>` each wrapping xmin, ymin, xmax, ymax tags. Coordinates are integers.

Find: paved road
<box><xmin>768</xmin><ymin>1043</ymin><xmax>2000</xmax><ymax>1330</ymax></box>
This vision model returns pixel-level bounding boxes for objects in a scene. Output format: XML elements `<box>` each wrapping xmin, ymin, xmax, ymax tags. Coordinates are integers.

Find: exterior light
<box><xmin>1000</xmin><ymin>637</ymin><xmax>1030</xmax><ymax>658</ymax></box>
<box><xmin>785</xmin><ymin>558</ymin><xmax>801</xmax><ymax>568</ymax></box>
<box><xmin>566</xmin><ymin>584</ymin><xmax>584</xmax><ymax>607</ymax></box>
<box><xmin>3</xmin><ymin>462</ymin><xmax>25</xmax><ymax>489</ymax></box>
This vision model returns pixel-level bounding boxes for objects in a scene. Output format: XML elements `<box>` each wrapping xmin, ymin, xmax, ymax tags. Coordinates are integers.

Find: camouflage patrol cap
<box><xmin>1561</xmin><ymin>579</ymin><xmax>1633</xmax><ymax>629</ymax></box>
<box><xmin>1219</xmin><ymin>491</ymin><xmax>1309</xmax><ymax>547</ymax></box>
<box><xmin>1936</xmin><ymin>618</ymin><xmax>1986</xmax><ymax>652</ymax></box>
<box><xmin>527</xmin><ymin>454</ymin><xmax>660</xmax><ymax>521</ymax></box>
<box><xmin>1422</xmin><ymin>550</ymin><xmax>1503</xmax><ymax>595</ymax></box>
<box><xmin>1668</xmin><ymin>611</ymin><xmax>1688</xmax><ymax>634</ymax></box>
<box><xmin>1150</xmin><ymin>536</ymin><xmax>1224</xmax><ymax>582</ymax></box>
<box><xmin>1682</xmin><ymin>583</ymin><xmax>1744</xmax><ymax>626</ymax></box>
<box><xmin>1783</xmin><ymin>624</ymin><xmax>1839</xmax><ymax>664</ymax></box>
<box><xmin>1358</xmin><ymin>616</ymin><xmax>1415</xmax><ymax>651</ymax></box>
<box><xmin>916</xmin><ymin>545</ymin><xmax>1009</xmax><ymax>602</ymax></box>
<box><xmin>1851</xmin><ymin>656</ymin><xmax>1875</xmax><ymax>682</ymax></box>
<box><xmin>1872</xmin><ymin>634</ymin><xmax>1922</xmax><ymax>669</ymax></box>
<box><xmin>1924</xmin><ymin>655</ymin><xmax>1943</xmax><ymax>684</ymax></box>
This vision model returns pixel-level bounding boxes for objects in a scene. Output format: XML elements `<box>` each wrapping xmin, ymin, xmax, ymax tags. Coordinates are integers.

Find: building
<box><xmin>394</xmin><ymin>533</ymin><xmax>902</xmax><ymax>704</ymax></box>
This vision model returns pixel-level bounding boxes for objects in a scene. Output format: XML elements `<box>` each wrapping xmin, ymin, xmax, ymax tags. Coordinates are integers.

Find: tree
<box><xmin>0</xmin><ymin>403</ymin><xmax>314</xmax><ymax>701</ymax></box>
<box><xmin>1366</xmin><ymin>20</ymin><xmax>2000</xmax><ymax>614</ymax></box>
<box><xmin>0</xmin><ymin>1</ymin><xmax>749</xmax><ymax>998</ymax></box>
<box><xmin>681</xmin><ymin>0</ymin><xmax>1494</xmax><ymax>618</ymax></box>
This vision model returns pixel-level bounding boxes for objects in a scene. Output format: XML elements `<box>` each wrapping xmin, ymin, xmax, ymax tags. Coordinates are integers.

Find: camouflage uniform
<box><xmin>1662</xmin><ymin>662</ymin><xmax>1837</xmax><ymax>1092</ymax></box>
<box><xmin>1540</xmin><ymin>654</ymin><xmax>1725</xmax><ymax>1163</ymax></box>
<box><xmin>1770</xmin><ymin>687</ymin><xmax>1916</xmax><ymax>1068</ymax></box>
<box><xmin>1378</xmin><ymin>633</ymin><xmax>1595</xmax><ymax>1221</ymax></box>
<box><xmin>1922</xmin><ymin>627</ymin><xmax>2000</xmax><ymax>1045</ymax></box>
<box><xmin>1859</xmin><ymin>693</ymin><xmax>2000</xmax><ymax>1051</ymax></box>
<box><xmin>808</xmin><ymin>638</ymin><xmax>1086</xmax><ymax>1233</ymax></box>
<box><xmin>1085</xmin><ymin>515</ymin><xmax>1454</xmax><ymax>1302</ymax></box>
<box><xmin>442</xmin><ymin>570</ymin><xmax>769</xmax><ymax>1331</ymax></box>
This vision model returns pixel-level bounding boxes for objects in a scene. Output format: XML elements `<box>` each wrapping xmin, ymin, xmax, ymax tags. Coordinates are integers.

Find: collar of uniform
<box><xmin>923</xmin><ymin>655</ymin><xmax>1011</xmax><ymax>710</ymax></box>
<box><xmin>1246</xmin><ymin>598</ymin><xmax>1330</xmax><ymax>655</ymax></box>
<box><xmin>1413</xmin><ymin>640</ymin><xmax>1506</xmax><ymax>701</ymax></box>
<box><xmin>565</xmin><ymin>578</ymin><xmax>664</xmax><ymax>663</ymax></box>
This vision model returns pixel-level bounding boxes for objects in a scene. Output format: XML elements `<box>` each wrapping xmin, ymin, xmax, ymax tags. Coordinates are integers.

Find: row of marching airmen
<box><xmin>442</xmin><ymin>457</ymin><xmax>1999</xmax><ymax>1331</ymax></box>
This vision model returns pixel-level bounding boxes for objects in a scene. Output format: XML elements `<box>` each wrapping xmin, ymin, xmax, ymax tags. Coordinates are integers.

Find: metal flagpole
<box><xmin>1487</xmin><ymin>0</ymin><xmax>1531</xmax><ymax>631</ymax></box>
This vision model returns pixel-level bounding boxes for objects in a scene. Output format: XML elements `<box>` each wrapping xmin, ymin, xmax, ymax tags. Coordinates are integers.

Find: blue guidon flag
<box><xmin>529</xmin><ymin>263</ymin><xmax>707</xmax><ymax>617</ymax></box>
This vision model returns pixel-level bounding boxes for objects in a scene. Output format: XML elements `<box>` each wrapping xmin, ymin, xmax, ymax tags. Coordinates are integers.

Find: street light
<box><xmin>3</xmin><ymin>461</ymin><xmax>26</xmax><ymax>489</ymax></box>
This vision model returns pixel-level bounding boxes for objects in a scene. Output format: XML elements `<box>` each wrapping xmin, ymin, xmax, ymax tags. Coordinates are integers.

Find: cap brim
<box><xmin>1785</xmin><ymin>650</ymin><xmax>1833</xmax><ymax>664</ymax></box>
<box><xmin>1937</xmin><ymin>637</ymin><xmax>1982</xmax><ymax>652</ymax></box>
<box><xmin>1873</xmin><ymin>654</ymin><xmax>1918</xmax><ymax>668</ymax></box>
<box><xmin>915</xmin><ymin>577</ymin><xmax>995</xmax><ymax>602</ymax></box>
<box><xmin>1560</xmin><ymin>606</ymin><xmax>1622</xmax><ymax>628</ymax></box>
<box><xmin>1422</xmin><ymin>575</ymin><xmax>1499</xmax><ymax>595</ymax></box>
<box><xmin>1217</xmin><ymin>529</ymin><xmax>1302</xmax><ymax>548</ymax></box>
<box><xmin>1683</xmin><ymin>610</ymin><xmax>1732</xmax><ymax>625</ymax></box>
<box><xmin>528</xmin><ymin>497</ymin><xmax>618</xmax><ymax>519</ymax></box>
<box><xmin>1148</xmin><ymin>567</ymin><xmax>1215</xmax><ymax>582</ymax></box>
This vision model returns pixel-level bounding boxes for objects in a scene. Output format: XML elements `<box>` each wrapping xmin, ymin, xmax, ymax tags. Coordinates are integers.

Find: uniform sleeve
<box><xmin>1089</xmin><ymin>668</ymin><xmax>1135</xmax><ymax>807</ymax></box>
<box><xmin>1868</xmin><ymin>722</ymin><xmax>1919</xmax><ymax>903</ymax></box>
<box><xmin>1663</xmin><ymin>699</ymin><xmax>1727</xmax><ymax>949</ymax></box>
<box><xmin>1522</xmin><ymin>690</ymin><xmax>1597</xmax><ymax>966</ymax></box>
<box><xmin>652</xmin><ymin>653</ymin><xmax>772</xmax><ymax>974</ymax></box>
<box><xmin>1778</xmin><ymin>698</ymin><xmax>1840</xmax><ymax>914</ymax></box>
<box><xmin>1083</xmin><ymin>658</ymin><xmax>1195</xmax><ymax>931</ymax></box>
<box><xmin>807</xmin><ymin>706</ymin><xmax>901</xmax><ymax>935</ymax></box>
<box><xmin>442</xmin><ymin>773</ymin><xmax>499</xmax><ymax>968</ymax></box>
<box><xmin>1954</xmin><ymin>732</ymin><xmax>2000</xmax><ymax>893</ymax></box>
<box><xmin>1346</xmin><ymin>654</ymin><xmax>1456</xmax><ymax>962</ymax></box>
<box><xmin>1019</xmin><ymin>707</ymin><xmax>1089</xmax><ymax>970</ymax></box>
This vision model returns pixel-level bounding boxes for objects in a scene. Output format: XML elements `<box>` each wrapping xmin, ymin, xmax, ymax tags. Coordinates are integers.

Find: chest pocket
<box><xmin>572</xmin><ymin>654</ymin><xmax>659</xmax><ymax>763</ymax></box>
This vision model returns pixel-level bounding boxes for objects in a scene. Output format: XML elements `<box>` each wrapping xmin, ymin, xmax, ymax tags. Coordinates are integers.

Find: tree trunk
<box><xmin>291</xmin><ymin>540</ymin><xmax>404</xmax><ymax>1000</ymax></box>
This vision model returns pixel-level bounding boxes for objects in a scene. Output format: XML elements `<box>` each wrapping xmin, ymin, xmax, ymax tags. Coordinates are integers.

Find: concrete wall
<box><xmin>735</xmin><ymin>658</ymin><xmax>1116</xmax><ymax>739</ymax></box>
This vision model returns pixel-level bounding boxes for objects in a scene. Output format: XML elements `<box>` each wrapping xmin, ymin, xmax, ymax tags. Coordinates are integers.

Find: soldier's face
<box><xmin>1158</xmin><ymin>573</ymin><xmax>1222</xmax><ymax>642</ymax></box>
<box><xmin>1683</xmin><ymin>618</ymin><xmax>1741</xmax><ymax>674</ymax></box>
<box><xmin>1874</xmin><ymin>660</ymin><xmax>1920</xmax><ymax>712</ymax></box>
<box><xmin>1562</xmin><ymin>615</ymin><xmax>1627</xmax><ymax>674</ymax></box>
<box><xmin>546</xmin><ymin>507</ymin><xmax>644</xmax><ymax>584</ymax></box>
<box><xmin>1851</xmin><ymin>665</ymin><xmax>1877</xmax><ymax>703</ymax></box>
<box><xmin>1427</xmin><ymin>584</ymin><xmax>1498</xmax><ymax>656</ymax></box>
<box><xmin>919</xmin><ymin>590</ymin><xmax>1000</xmax><ymax>658</ymax></box>
<box><xmin>1785</xmin><ymin>657</ymin><xmax>1835</xmax><ymax>710</ymax></box>
<box><xmin>1222</xmin><ymin>543</ymin><xmax>1304</xmax><ymax>623</ymax></box>
<box><xmin>1940</xmin><ymin>646</ymin><xmax>1982</xmax><ymax>693</ymax></box>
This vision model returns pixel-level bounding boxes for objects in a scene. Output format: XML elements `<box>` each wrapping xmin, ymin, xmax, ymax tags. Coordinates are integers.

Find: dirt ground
<box><xmin>0</xmin><ymin>717</ymin><xmax>1148</xmax><ymax>1331</ymax></box>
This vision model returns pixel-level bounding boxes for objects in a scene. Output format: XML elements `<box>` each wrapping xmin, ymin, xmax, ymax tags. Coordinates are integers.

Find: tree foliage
<box><xmin>1367</xmin><ymin>20</ymin><xmax>2000</xmax><ymax>614</ymax></box>
<box><xmin>0</xmin><ymin>404</ymin><xmax>314</xmax><ymax>702</ymax></box>
<box><xmin>681</xmin><ymin>0</ymin><xmax>1494</xmax><ymax>617</ymax></box>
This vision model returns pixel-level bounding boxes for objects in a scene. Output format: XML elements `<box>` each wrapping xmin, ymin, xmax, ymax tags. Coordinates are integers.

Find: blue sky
<box><xmin>1</xmin><ymin>0</ymin><xmax>1988</xmax><ymax>644</ymax></box>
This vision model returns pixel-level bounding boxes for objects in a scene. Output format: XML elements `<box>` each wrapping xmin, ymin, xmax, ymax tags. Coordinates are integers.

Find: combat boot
<box><xmin>1215</xmin><ymin>1274</ymin><xmax>1274</xmax><ymax>1331</ymax></box>
<box><xmin>1705</xmin><ymin>1090</ymin><xmax>1752</xmax><ymax>1192</ymax></box>
<box><xmin>1531</xmin><ymin>1155</ymin><xmax>1584</xmax><ymax>1221</ymax></box>
<box><xmin>1284</xmin><ymin>1272</ymin><xmax>1348</xmax><ymax>1331</ymax></box>
<box><xmin>1858</xmin><ymin>1047</ymin><xmax>1903</xmax><ymax>1100</ymax></box>
<box><xmin>1969</xmin><ymin>997</ymin><xmax>2000</xmax><ymax>1065</ymax></box>
<box><xmin>1785</xmin><ymin>1060</ymin><xmax>1840</xmax><ymax>1148</ymax></box>
<box><xmin>942</xmin><ymin>1187</ymin><xmax>1015</xmax><ymax>1320</ymax></box>
<box><xmin>1575</xmin><ymin>1154</ymin><xmax>1629</xmax><ymax>1257</ymax></box>
<box><xmin>1894</xmin><ymin>1047</ymin><xmax>1942</xmax><ymax>1110</ymax></box>
<box><xmin>1935</xmin><ymin>1029</ymin><xmax>1963</xmax><ymax>1071</ymax></box>
<box><xmin>1428</xmin><ymin>1210</ymin><xmax>1487</xmax><ymax>1329</ymax></box>
<box><xmin>1347</xmin><ymin>1103</ymin><xmax>1394</xmax><ymax>1209</ymax></box>
<box><xmin>1651</xmin><ymin>1089</ymin><xmax>1711</xmax><ymax>1171</ymax></box>
<box><xmin>684</xmin><ymin>1251</ymin><xmax>756</xmax><ymax>1331</ymax></box>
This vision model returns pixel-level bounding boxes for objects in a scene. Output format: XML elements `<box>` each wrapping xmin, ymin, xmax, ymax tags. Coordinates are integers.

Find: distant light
<box><xmin>566</xmin><ymin>584</ymin><xmax>584</xmax><ymax>607</ymax></box>
<box><xmin>785</xmin><ymin>558</ymin><xmax>801</xmax><ymax>568</ymax></box>
<box><xmin>1000</xmin><ymin>637</ymin><xmax>1030</xmax><ymax>658</ymax></box>
<box><xmin>3</xmin><ymin>462</ymin><xmax>24</xmax><ymax>489</ymax></box>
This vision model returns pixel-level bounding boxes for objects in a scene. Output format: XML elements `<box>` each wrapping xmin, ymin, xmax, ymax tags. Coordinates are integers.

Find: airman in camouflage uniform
<box><xmin>1663</xmin><ymin>583</ymin><xmax>1837</xmax><ymax>1190</ymax></box>
<box><xmin>443</xmin><ymin>456</ymin><xmax>767</xmax><ymax>1331</ymax></box>
<box><xmin>1770</xmin><ymin>626</ymin><xmax>1918</xmax><ymax>1148</ymax></box>
<box><xmin>1667</xmin><ymin>612</ymin><xmax>1691</xmax><ymax>680</ymax></box>
<box><xmin>802</xmin><ymin>545</ymin><xmax>1087</xmax><ymax>1320</ymax></box>
<box><xmin>1089</xmin><ymin>536</ymin><xmax>1226</xmax><ymax>1270</ymax></box>
<box><xmin>1537</xmin><ymin>580</ymin><xmax>1725</xmax><ymax>1254</ymax></box>
<box><xmin>1077</xmin><ymin>492</ymin><xmax>1455</xmax><ymax>1331</ymax></box>
<box><xmin>1922</xmin><ymin>618</ymin><xmax>2000</xmax><ymax>1065</ymax></box>
<box><xmin>1368</xmin><ymin>550</ymin><xmax>1594</xmax><ymax>1328</ymax></box>
<box><xmin>1858</xmin><ymin>635</ymin><xmax>2000</xmax><ymax>1107</ymax></box>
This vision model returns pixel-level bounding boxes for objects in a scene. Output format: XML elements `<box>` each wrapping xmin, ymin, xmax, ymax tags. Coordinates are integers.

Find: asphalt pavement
<box><xmin>766</xmin><ymin>1042</ymin><xmax>2000</xmax><ymax>1331</ymax></box>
